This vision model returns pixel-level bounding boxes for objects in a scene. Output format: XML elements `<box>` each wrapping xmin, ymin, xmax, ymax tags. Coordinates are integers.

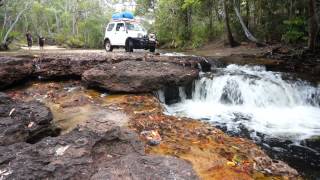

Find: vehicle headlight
<box><xmin>138</xmin><ymin>33</ymin><xmax>143</xmax><ymax>38</ymax></box>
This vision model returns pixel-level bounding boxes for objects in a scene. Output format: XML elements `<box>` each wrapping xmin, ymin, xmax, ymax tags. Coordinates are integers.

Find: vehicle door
<box><xmin>114</xmin><ymin>22</ymin><xmax>127</xmax><ymax>46</ymax></box>
<box><xmin>106</xmin><ymin>23</ymin><xmax>115</xmax><ymax>44</ymax></box>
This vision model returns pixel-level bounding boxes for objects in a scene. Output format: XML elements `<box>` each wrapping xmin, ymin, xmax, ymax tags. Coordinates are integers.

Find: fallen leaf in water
<box><xmin>232</xmin><ymin>146</ymin><xmax>240</xmax><ymax>150</ymax></box>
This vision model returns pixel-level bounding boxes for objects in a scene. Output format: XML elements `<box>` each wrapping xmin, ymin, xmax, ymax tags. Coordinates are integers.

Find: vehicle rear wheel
<box><xmin>126</xmin><ymin>39</ymin><xmax>133</xmax><ymax>52</ymax></box>
<box><xmin>149</xmin><ymin>46</ymin><xmax>156</xmax><ymax>53</ymax></box>
<box><xmin>105</xmin><ymin>40</ymin><xmax>113</xmax><ymax>52</ymax></box>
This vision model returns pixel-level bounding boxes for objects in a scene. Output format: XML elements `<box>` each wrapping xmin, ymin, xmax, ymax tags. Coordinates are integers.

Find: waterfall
<box><xmin>166</xmin><ymin>65</ymin><xmax>320</xmax><ymax>142</ymax></box>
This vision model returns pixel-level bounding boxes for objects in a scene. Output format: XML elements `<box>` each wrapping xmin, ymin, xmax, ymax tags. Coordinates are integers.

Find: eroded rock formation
<box><xmin>82</xmin><ymin>61</ymin><xmax>198</xmax><ymax>93</ymax></box>
<box><xmin>0</xmin><ymin>92</ymin><xmax>57</xmax><ymax>145</ymax></box>
<box><xmin>0</xmin><ymin>56</ymin><xmax>33</xmax><ymax>89</ymax></box>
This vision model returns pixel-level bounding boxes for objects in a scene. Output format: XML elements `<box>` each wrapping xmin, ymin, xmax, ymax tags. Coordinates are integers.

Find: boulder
<box><xmin>0</xmin><ymin>56</ymin><xmax>34</xmax><ymax>89</ymax></box>
<box><xmin>0</xmin><ymin>92</ymin><xmax>56</xmax><ymax>145</ymax></box>
<box><xmin>0</xmin><ymin>127</ymin><xmax>198</xmax><ymax>180</ymax></box>
<box><xmin>82</xmin><ymin>60</ymin><xmax>199</xmax><ymax>93</ymax></box>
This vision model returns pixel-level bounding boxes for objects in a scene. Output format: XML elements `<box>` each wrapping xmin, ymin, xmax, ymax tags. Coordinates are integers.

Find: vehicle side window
<box><xmin>107</xmin><ymin>23</ymin><xmax>115</xmax><ymax>31</ymax></box>
<box><xmin>116</xmin><ymin>23</ymin><xmax>124</xmax><ymax>31</ymax></box>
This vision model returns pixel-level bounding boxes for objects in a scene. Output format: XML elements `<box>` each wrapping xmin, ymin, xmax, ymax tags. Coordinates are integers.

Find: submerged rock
<box><xmin>110</xmin><ymin>94</ymin><xmax>301</xmax><ymax>179</ymax></box>
<box><xmin>82</xmin><ymin>61</ymin><xmax>199</xmax><ymax>93</ymax></box>
<box><xmin>0</xmin><ymin>56</ymin><xmax>34</xmax><ymax>89</ymax></box>
<box><xmin>0</xmin><ymin>127</ymin><xmax>198</xmax><ymax>180</ymax></box>
<box><xmin>0</xmin><ymin>92</ymin><xmax>57</xmax><ymax>145</ymax></box>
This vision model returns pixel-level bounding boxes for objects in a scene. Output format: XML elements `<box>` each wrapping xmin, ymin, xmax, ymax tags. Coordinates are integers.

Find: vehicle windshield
<box><xmin>126</xmin><ymin>23</ymin><xmax>144</xmax><ymax>31</ymax></box>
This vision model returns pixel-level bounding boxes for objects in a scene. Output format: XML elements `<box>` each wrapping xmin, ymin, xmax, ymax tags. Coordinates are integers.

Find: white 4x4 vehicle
<box><xmin>104</xmin><ymin>20</ymin><xmax>156</xmax><ymax>52</ymax></box>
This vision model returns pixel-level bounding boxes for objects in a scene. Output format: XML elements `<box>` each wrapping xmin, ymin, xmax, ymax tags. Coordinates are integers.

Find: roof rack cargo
<box><xmin>111</xmin><ymin>18</ymin><xmax>135</xmax><ymax>22</ymax></box>
<box><xmin>112</xmin><ymin>11</ymin><xmax>134</xmax><ymax>20</ymax></box>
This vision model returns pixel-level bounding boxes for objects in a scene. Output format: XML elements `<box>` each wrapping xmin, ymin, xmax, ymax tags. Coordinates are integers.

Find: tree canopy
<box><xmin>0</xmin><ymin>0</ymin><xmax>319</xmax><ymax>50</ymax></box>
<box><xmin>137</xmin><ymin>0</ymin><xmax>319</xmax><ymax>50</ymax></box>
<box><xmin>0</xmin><ymin>0</ymin><xmax>112</xmax><ymax>49</ymax></box>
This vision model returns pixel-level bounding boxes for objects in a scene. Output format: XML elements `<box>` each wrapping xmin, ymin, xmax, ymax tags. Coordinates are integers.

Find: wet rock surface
<box><xmin>0</xmin><ymin>127</ymin><xmax>198</xmax><ymax>180</ymax></box>
<box><xmin>3</xmin><ymin>81</ymin><xmax>302</xmax><ymax>179</ymax></box>
<box><xmin>0</xmin><ymin>92</ymin><xmax>56</xmax><ymax>145</ymax></box>
<box><xmin>82</xmin><ymin>60</ymin><xmax>199</xmax><ymax>93</ymax></box>
<box><xmin>213</xmin><ymin>47</ymin><xmax>320</xmax><ymax>82</ymax></box>
<box><xmin>103</xmin><ymin>94</ymin><xmax>300</xmax><ymax>179</ymax></box>
<box><xmin>6</xmin><ymin>81</ymin><xmax>130</xmax><ymax>134</ymax></box>
<box><xmin>0</xmin><ymin>56</ymin><xmax>34</xmax><ymax>89</ymax></box>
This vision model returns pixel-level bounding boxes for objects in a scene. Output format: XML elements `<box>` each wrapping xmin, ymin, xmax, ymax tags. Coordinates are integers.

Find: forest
<box><xmin>0</xmin><ymin>0</ymin><xmax>319</xmax><ymax>51</ymax></box>
<box><xmin>137</xmin><ymin>0</ymin><xmax>319</xmax><ymax>51</ymax></box>
<box><xmin>0</xmin><ymin>0</ymin><xmax>111</xmax><ymax>50</ymax></box>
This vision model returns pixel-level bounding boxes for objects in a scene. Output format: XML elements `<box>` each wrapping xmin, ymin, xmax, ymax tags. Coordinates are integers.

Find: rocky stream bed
<box><xmin>0</xmin><ymin>52</ymin><xmax>315</xmax><ymax>179</ymax></box>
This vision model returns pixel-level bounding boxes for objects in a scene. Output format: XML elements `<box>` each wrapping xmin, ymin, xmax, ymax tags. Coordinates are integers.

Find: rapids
<box><xmin>162</xmin><ymin>64</ymin><xmax>320</xmax><ymax>177</ymax></box>
<box><xmin>165</xmin><ymin>65</ymin><xmax>320</xmax><ymax>142</ymax></box>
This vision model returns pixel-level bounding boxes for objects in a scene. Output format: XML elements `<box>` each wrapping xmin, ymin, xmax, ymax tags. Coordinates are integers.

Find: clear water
<box><xmin>165</xmin><ymin>65</ymin><xmax>320</xmax><ymax>142</ymax></box>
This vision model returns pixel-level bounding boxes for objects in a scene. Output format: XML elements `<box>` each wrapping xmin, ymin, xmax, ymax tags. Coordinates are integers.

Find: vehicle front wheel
<box><xmin>105</xmin><ymin>40</ymin><xmax>113</xmax><ymax>52</ymax></box>
<box><xmin>149</xmin><ymin>46</ymin><xmax>156</xmax><ymax>53</ymax></box>
<box><xmin>125</xmin><ymin>39</ymin><xmax>133</xmax><ymax>52</ymax></box>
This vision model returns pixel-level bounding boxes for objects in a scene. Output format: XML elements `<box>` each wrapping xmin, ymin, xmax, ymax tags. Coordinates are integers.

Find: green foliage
<box><xmin>282</xmin><ymin>17</ymin><xmax>307</xmax><ymax>44</ymax></box>
<box><xmin>153</xmin><ymin>0</ymin><xmax>225</xmax><ymax>49</ymax></box>
<box><xmin>182</xmin><ymin>0</ymin><xmax>201</xmax><ymax>10</ymax></box>
<box><xmin>145</xmin><ymin>0</ymin><xmax>310</xmax><ymax>49</ymax></box>
<box><xmin>191</xmin><ymin>16</ymin><xmax>209</xmax><ymax>48</ymax></box>
<box><xmin>0</xmin><ymin>0</ymin><xmax>111</xmax><ymax>49</ymax></box>
<box><xmin>65</xmin><ymin>36</ymin><xmax>85</xmax><ymax>48</ymax></box>
<box><xmin>0</xmin><ymin>0</ymin><xmax>311</xmax><ymax>50</ymax></box>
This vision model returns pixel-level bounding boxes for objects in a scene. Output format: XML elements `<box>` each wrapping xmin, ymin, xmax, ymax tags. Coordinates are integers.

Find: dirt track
<box><xmin>0</xmin><ymin>46</ymin><xmax>158</xmax><ymax>57</ymax></box>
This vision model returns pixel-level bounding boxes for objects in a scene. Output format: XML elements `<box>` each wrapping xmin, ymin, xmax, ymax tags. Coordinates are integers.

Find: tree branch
<box><xmin>2</xmin><ymin>1</ymin><xmax>34</xmax><ymax>44</ymax></box>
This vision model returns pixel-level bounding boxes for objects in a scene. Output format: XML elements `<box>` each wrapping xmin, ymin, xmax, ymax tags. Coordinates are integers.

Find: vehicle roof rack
<box><xmin>112</xmin><ymin>18</ymin><xmax>135</xmax><ymax>21</ymax></box>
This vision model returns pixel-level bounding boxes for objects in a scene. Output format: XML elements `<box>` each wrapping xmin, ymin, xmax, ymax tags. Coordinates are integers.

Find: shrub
<box><xmin>65</xmin><ymin>36</ymin><xmax>85</xmax><ymax>48</ymax></box>
<box><xmin>282</xmin><ymin>17</ymin><xmax>307</xmax><ymax>44</ymax></box>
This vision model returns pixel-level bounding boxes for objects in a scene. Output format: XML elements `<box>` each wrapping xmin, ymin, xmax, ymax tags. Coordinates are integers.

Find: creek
<box><xmin>162</xmin><ymin>64</ymin><xmax>320</xmax><ymax>178</ymax></box>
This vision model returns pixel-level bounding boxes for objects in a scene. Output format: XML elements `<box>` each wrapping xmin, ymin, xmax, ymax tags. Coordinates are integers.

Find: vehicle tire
<box><xmin>126</xmin><ymin>39</ymin><xmax>133</xmax><ymax>52</ymax></box>
<box><xmin>149</xmin><ymin>46</ymin><xmax>156</xmax><ymax>53</ymax></box>
<box><xmin>105</xmin><ymin>40</ymin><xmax>113</xmax><ymax>52</ymax></box>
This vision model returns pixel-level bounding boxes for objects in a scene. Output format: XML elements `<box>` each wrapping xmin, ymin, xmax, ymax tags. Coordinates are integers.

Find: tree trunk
<box><xmin>182</xmin><ymin>7</ymin><xmax>191</xmax><ymax>41</ymax></box>
<box><xmin>2</xmin><ymin>0</ymin><xmax>7</xmax><ymax>31</ymax></box>
<box><xmin>245</xmin><ymin>0</ymin><xmax>250</xmax><ymax>28</ymax></box>
<box><xmin>233</xmin><ymin>0</ymin><xmax>262</xmax><ymax>44</ymax></box>
<box><xmin>1</xmin><ymin>2</ymin><xmax>32</xmax><ymax>46</ymax></box>
<box><xmin>223</xmin><ymin>0</ymin><xmax>237</xmax><ymax>47</ymax></box>
<box><xmin>208</xmin><ymin>0</ymin><xmax>214</xmax><ymax>39</ymax></box>
<box><xmin>55</xmin><ymin>11</ymin><xmax>61</xmax><ymax>33</ymax></box>
<box><xmin>308</xmin><ymin>0</ymin><xmax>318</xmax><ymax>51</ymax></box>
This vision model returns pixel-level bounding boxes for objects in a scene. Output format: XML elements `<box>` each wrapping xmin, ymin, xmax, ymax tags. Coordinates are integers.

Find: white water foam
<box><xmin>166</xmin><ymin>65</ymin><xmax>320</xmax><ymax>142</ymax></box>
<box><xmin>161</xmin><ymin>52</ymin><xmax>187</xmax><ymax>57</ymax></box>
